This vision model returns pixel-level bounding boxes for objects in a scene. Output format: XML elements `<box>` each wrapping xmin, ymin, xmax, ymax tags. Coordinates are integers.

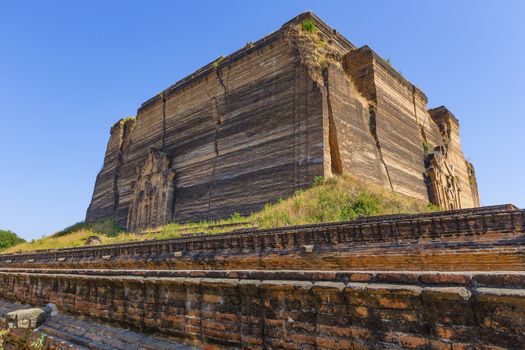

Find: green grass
<box><xmin>52</xmin><ymin>218</ymin><xmax>122</xmax><ymax>238</ymax></box>
<box><xmin>469</xmin><ymin>175</ymin><xmax>476</xmax><ymax>186</ymax></box>
<box><xmin>1</xmin><ymin>229</ymin><xmax>102</xmax><ymax>253</ymax></box>
<box><xmin>1</xmin><ymin>175</ymin><xmax>440</xmax><ymax>254</ymax></box>
<box><xmin>422</xmin><ymin>140</ymin><xmax>431</xmax><ymax>155</ymax></box>
<box><xmin>252</xmin><ymin>175</ymin><xmax>437</xmax><ymax>228</ymax></box>
<box><xmin>212</xmin><ymin>56</ymin><xmax>225</xmax><ymax>68</ymax></box>
<box><xmin>301</xmin><ymin>19</ymin><xmax>317</xmax><ymax>34</ymax></box>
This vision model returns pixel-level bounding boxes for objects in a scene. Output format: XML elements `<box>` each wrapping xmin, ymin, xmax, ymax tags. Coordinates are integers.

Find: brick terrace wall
<box><xmin>1</xmin><ymin>205</ymin><xmax>524</xmax><ymax>271</ymax></box>
<box><xmin>0</xmin><ymin>270</ymin><xmax>523</xmax><ymax>349</ymax></box>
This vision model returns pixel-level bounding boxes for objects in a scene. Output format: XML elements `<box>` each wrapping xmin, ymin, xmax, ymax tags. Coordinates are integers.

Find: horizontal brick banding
<box><xmin>1</xmin><ymin>205</ymin><xmax>524</xmax><ymax>271</ymax></box>
<box><xmin>0</xmin><ymin>270</ymin><xmax>523</xmax><ymax>349</ymax></box>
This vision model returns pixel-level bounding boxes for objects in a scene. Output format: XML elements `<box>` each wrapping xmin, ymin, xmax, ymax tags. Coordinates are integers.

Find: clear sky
<box><xmin>1</xmin><ymin>0</ymin><xmax>524</xmax><ymax>240</ymax></box>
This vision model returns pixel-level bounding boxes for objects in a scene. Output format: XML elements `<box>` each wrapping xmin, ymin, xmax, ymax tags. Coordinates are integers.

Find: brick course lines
<box><xmin>1</xmin><ymin>205</ymin><xmax>523</xmax><ymax>271</ymax></box>
<box><xmin>0</xmin><ymin>270</ymin><xmax>523</xmax><ymax>349</ymax></box>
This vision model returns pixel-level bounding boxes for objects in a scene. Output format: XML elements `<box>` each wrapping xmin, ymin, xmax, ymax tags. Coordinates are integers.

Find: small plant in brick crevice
<box><xmin>301</xmin><ymin>19</ymin><xmax>317</xmax><ymax>33</ymax></box>
<box><xmin>212</xmin><ymin>56</ymin><xmax>225</xmax><ymax>68</ymax></box>
<box><xmin>422</xmin><ymin>140</ymin><xmax>430</xmax><ymax>155</ymax></box>
<box><xmin>469</xmin><ymin>175</ymin><xmax>476</xmax><ymax>186</ymax></box>
<box><xmin>0</xmin><ymin>329</ymin><xmax>46</xmax><ymax>350</ymax></box>
<box><xmin>0</xmin><ymin>329</ymin><xmax>9</xmax><ymax>350</ymax></box>
<box><xmin>30</xmin><ymin>332</ymin><xmax>46</xmax><ymax>350</ymax></box>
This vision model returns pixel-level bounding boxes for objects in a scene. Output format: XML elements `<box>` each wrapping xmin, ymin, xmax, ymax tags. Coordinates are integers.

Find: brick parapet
<box><xmin>0</xmin><ymin>205</ymin><xmax>523</xmax><ymax>271</ymax></box>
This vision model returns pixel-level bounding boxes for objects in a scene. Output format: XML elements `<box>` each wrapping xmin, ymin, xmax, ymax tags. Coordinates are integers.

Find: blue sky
<box><xmin>1</xmin><ymin>1</ymin><xmax>524</xmax><ymax>240</ymax></box>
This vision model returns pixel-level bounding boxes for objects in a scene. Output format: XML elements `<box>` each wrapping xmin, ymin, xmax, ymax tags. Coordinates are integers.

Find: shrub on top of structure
<box><xmin>212</xmin><ymin>56</ymin><xmax>225</xmax><ymax>68</ymax></box>
<box><xmin>301</xmin><ymin>19</ymin><xmax>317</xmax><ymax>33</ymax></box>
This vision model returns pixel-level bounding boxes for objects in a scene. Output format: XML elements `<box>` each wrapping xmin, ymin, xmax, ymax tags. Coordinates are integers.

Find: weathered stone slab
<box><xmin>5</xmin><ymin>303</ymin><xmax>57</xmax><ymax>329</ymax></box>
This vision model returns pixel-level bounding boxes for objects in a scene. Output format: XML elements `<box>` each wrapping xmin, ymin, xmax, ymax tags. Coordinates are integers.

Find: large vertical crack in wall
<box><xmin>160</xmin><ymin>93</ymin><xmax>167</xmax><ymax>149</ymax></box>
<box><xmin>112</xmin><ymin>137</ymin><xmax>123</xmax><ymax>214</ymax></box>
<box><xmin>206</xmin><ymin>68</ymin><xmax>228</xmax><ymax>219</ymax></box>
<box><xmin>343</xmin><ymin>48</ymin><xmax>394</xmax><ymax>192</ymax></box>
<box><xmin>411</xmin><ymin>85</ymin><xmax>420</xmax><ymax>126</ymax></box>
<box><xmin>159</xmin><ymin>93</ymin><xmax>176</xmax><ymax>221</ymax></box>
<box><xmin>412</xmin><ymin>84</ymin><xmax>431</xmax><ymax>156</ymax></box>
<box><xmin>413</xmin><ymin>84</ymin><xmax>434</xmax><ymax>202</ymax></box>
<box><xmin>323</xmin><ymin>69</ymin><xmax>343</xmax><ymax>175</ymax></box>
<box><xmin>113</xmin><ymin>119</ymin><xmax>135</xmax><ymax>215</ymax></box>
<box><xmin>368</xmin><ymin>103</ymin><xmax>395</xmax><ymax>192</ymax></box>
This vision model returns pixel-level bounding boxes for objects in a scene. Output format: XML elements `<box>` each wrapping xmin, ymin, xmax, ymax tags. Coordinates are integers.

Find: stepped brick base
<box><xmin>0</xmin><ymin>269</ymin><xmax>523</xmax><ymax>349</ymax></box>
<box><xmin>1</xmin><ymin>205</ymin><xmax>524</xmax><ymax>349</ymax></box>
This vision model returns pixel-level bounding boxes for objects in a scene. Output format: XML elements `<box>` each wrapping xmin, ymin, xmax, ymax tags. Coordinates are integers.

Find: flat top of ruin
<box><xmin>139</xmin><ymin>11</ymin><xmax>356</xmax><ymax>111</ymax></box>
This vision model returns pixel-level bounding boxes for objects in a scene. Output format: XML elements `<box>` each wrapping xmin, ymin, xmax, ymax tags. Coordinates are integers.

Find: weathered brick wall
<box><xmin>429</xmin><ymin>106</ymin><xmax>481</xmax><ymax>207</ymax></box>
<box><xmin>3</xmin><ymin>205</ymin><xmax>524</xmax><ymax>271</ymax></box>
<box><xmin>86</xmin><ymin>12</ymin><xmax>479</xmax><ymax>230</ymax></box>
<box><xmin>86</xmin><ymin>118</ymin><xmax>135</xmax><ymax>223</ymax></box>
<box><xmin>0</xmin><ymin>270</ymin><xmax>523</xmax><ymax>349</ymax></box>
<box><xmin>322</xmin><ymin>63</ymin><xmax>390</xmax><ymax>186</ymax></box>
<box><xmin>86</xmin><ymin>12</ymin><xmax>357</xmax><ymax>228</ymax></box>
<box><xmin>343</xmin><ymin>46</ymin><xmax>479</xmax><ymax>208</ymax></box>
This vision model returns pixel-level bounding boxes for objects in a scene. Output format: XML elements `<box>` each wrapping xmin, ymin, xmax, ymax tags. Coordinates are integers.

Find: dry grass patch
<box><xmin>1</xmin><ymin>229</ymin><xmax>100</xmax><ymax>253</ymax></box>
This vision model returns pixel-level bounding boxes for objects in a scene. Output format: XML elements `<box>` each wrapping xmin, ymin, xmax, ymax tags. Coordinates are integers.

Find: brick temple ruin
<box><xmin>1</xmin><ymin>12</ymin><xmax>522</xmax><ymax>350</ymax></box>
<box><xmin>86</xmin><ymin>12</ymin><xmax>480</xmax><ymax>231</ymax></box>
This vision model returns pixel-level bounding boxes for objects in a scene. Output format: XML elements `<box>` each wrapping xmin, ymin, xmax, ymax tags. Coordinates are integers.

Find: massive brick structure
<box><xmin>86</xmin><ymin>12</ymin><xmax>479</xmax><ymax>231</ymax></box>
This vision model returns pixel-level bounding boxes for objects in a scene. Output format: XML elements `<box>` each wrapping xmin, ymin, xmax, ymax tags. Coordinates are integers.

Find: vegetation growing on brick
<box><xmin>301</xmin><ymin>19</ymin><xmax>317</xmax><ymax>33</ymax></box>
<box><xmin>2</xmin><ymin>175</ymin><xmax>438</xmax><ymax>253</ymax></box>
<box><xmin>212</xmin><ymin>56</ymin><xmax>225</xmax><ymax>68</ymax></box>
<box><xmin>0</xmin><ymin>328</ymin><xmax>47</xmax><ymax>350</ymax></box>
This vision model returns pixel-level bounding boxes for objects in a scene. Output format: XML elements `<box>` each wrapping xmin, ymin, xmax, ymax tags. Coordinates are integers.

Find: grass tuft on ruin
<box><xmin>301</xmin><ymin>19</ymin><xmax>317</xmax><ymax>34</ymax></box>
